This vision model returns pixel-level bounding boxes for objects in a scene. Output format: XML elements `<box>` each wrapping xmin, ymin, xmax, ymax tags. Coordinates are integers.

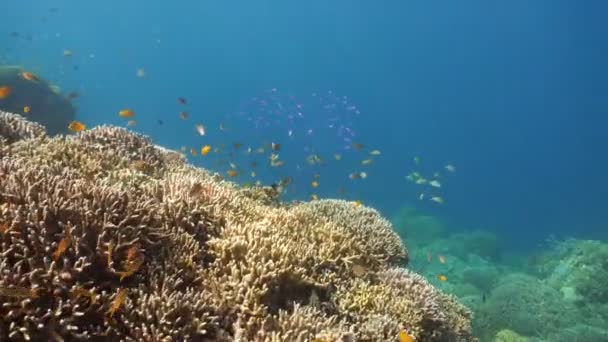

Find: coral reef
<box><xmin>0</xmin><ymin>66</ymin><xmax>76</xmax><ymax>135</ymax></box>
<box><xmin>0</xmin><ymin>111</ymin><xmax>473</xmax><ymax>341</ymax></box>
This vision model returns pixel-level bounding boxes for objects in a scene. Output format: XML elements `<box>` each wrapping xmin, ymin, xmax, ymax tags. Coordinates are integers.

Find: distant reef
<box><xmin>0</xmin><ymin>66</ymin><xmax>76</xmax><ymax>135</ymax></box>
<box><xmin>0</xmin><ymin>111</ymin><xmax>473</xmax><ymax>341</ymax></box>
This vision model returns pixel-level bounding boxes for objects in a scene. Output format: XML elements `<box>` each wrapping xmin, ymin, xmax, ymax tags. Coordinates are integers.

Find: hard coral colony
<box><xmin>0</xmin><ymin>110</ymin><xmax>473</xmax><ymax>341</ymax></box>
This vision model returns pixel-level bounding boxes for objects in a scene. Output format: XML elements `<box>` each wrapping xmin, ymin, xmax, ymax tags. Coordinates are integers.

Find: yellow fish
<box><xmin>67</xmin><ymin>121</ymin><xmax>86</xmax><ymax>132</ymax></box>
<box><xmin>437</xmin><ymin>274</ymin><xmax>448</xmax><ymax>282</ymax></box>
<box><xmin>399</xmin><ymin>330</ymin><xmax>415</xmax><ymax>342</ymax></box>
<box><xmin>201</xmin><ymin>145</ymin><xmax>212</xmax><ymax>156</ymax></box>
<box><xmin>311</xmin><ymin>181</ymin><xmax>319</xmax><ymax>188</ymax></box>
<box><xmin>119</xmin><ymin>109</ymin><xmax>135</xmax><ymax>118</ymax></box>
<box><xmin>23</xmin><ymin>106</ymin><xmax>30</xmax><ymax>113</ymax></box>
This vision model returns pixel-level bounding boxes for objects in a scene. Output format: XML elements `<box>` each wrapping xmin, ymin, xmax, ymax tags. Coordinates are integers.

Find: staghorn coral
<box><xmin>0</xmin><ymin>111</ymin><xmax>473</xmax><ymax>341</ymax></box>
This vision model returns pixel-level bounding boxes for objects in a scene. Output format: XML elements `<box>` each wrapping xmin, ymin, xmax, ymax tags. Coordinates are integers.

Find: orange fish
<box><xmin>71</xmin><ymin>287</ymin><xmax>97</xmax><ymax>304</ymax></box>
<box><xmin>23</xmin><ymin>106</ymin><xmax>30</xmax><ymax>113</ymax></box>
<box><xmin>20</xmin><ymin>71</ymin><xmax>39</xmax><ymax>81</ymax></box>
<box><xmin>437</xmin><ymin>274</ymin><xmax>448</xmax><ymax>282</ymax></box>
<box><xmin>68</xmin><ymin>121</ymin><xmax>86</xmax><ymax>132</ymax></box>
<box><xmin>119</xmin><ymin>109</ymin><xmax>135</xmax><ymax>118</ymax></box>
<box><xmin>399</xmin><ymin>330</ymin><xmax>415</xmax><ymax>342</ymax></box>
<box><xmin>438</xmin><ymin>255</ymin><xmax>447</xmax><ymax>264</ymax></box>
<box><xmin>52</xmin><ymin>229</ymin><xmax>73</xmax><ymax>261</ymax></box>
<box><xmin>201</xmin><ymin>145</ymin><xmax>212</xmax><ymax>156</ymax></box>
<box><xmin>116</xmin><ymin>255</ymin><xmax>144</xmax><ymax>281</ymax></box>
<box><xmin>106</xmin><ymin>288</ymin><xmax>127</xmax><ymax>318</ymax></box>
<box><xmin>0</xmin><ymin>222</ymin><xmax>11</xmax><ymax>234</ymax></box>
<box><xmin>0</xmin><ymin>86</ymin><xmax>11</xmax><ymax>99</ymax></box>
<box><xmin>190</xmin><ymin>147</ymin><xmax>197</xmax><ymax>156</ymax></box>
<box><xmin>226</xmin><ymin>169</ymin><xmax>238</xmax><ymax>177</ymax></box>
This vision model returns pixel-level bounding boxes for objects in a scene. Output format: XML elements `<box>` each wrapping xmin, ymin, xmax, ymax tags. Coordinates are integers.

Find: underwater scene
<box><xmin>1</xmin><ymin>1</ymin><xmax>607</xmax><ymax>341</ymax></box>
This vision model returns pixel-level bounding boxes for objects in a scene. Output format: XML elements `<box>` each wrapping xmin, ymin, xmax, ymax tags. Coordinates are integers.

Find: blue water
<box><xmin>2</xmin><ymin>0</ymin><xmax>607</xmax><ymax>251</ymax></box>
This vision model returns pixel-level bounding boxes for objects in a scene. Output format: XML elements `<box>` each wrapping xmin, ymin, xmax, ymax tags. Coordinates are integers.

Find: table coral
<box><xmin>0</xmin><ymin>111</ymin><xmax>473</xmax><ymax>341</ymax></box>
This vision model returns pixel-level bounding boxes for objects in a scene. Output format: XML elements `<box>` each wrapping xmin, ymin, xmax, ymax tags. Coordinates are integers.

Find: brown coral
<box><xmin>0</xmin><ymin>111</ymin><xmax>473</xmax><ymax>341</ymax></box>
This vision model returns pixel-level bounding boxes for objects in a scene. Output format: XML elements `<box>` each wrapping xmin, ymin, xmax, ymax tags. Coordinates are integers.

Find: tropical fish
<box><xmin>226</xmin><ymin>170</ymin><xmax>238</xmax><ymax>177</ymax></box>
<box><xmin>68</xmin><ymin>121</ymin><xmax>86</xmax><ymax>132</ymax></box>
<box><xmin>63</xmin><ymin>49</ymin><xmax>73</xmax><ymax>56</ymax></box>
<box><xmin>445</xmin><ymin>164</ymin><xmax>456</xmax><ymax>172</ymax></box>
<box><xmin>106</xmin><ymin>288</ymin><xmax>127</xmax><ymax>318</ymax></box>
<box><xmin>334</xmin><ymin>153</ymin><xmax>342</xmax><ymax>161</ymax></box>
<box><xmin>0</xmin><ymin>86</ymin><xmax>11</xmax><ymax>99</ymax></box>
<box><xmin>438</xmin><ymin>255</ymin><xmax>447</xmax><ymax>264</ymax></box>
<box><xmin>437</xmin><ymin>274</ymin><xmax>448</xmax><ymax>282</ymax></box>
<box><xmin>419</xmin><ymin>193</ymin><xmax>425</xmax><ymax>200</ymax></box>
<box><xmin>369</xmin><ymin>149</ymin><xmax>381</xmax><ymax>156</ymax></box>
<box><xmin>415</xmin><ymin>178</ymin><xmax>427</xmax><ymax>185</ymax></box>
<box><xmin>119</xmin><ymin>109</ymin><xmax>135</xmax><ymax>118</ymax></box>
<box><xmin>178</xmin><ymin>97</ymin><xmax>187</xmax><ymax>105</ymax></box>
<box><xmin>311</xmin><ymin>181</ymin><xmax>319</xmax><ymax>188</ymax></box>
<box><xmin>0</xmin><ymin>222</ymin><xmax>11</xmax><ymax>234</ymax></box>
<box><xmin>361</xmin><ymin>159</ymin><xmax>373</xmax><ymax>166</ymax></box>
<box><xmin>399</xmin><ymin>330</ymin><xmax>415</xmax><ymax>342</ymax></box>
<box><xmin>310</xmin><ymin>194</ymin><xmax>319</xmax><ymax>200</ymax></box>
<box><xmin>270</xmin><ymin>160</ymin><xmax>284</xmax><ymax>167</ymax></box>
<box><xmin>20</xmin><ymin>71</ymin><xmax>39</xmax><ymax>81</ymax></box>
<box><xmin>190</xmin><ymin>148</ymin><xmax>197</xmax><ymax>156</ymax></box>
<box><xmin>271</xmin><ymin>142</ymin><xmax>281</xmax><ymax>151</ymax></box>
<box><xmin>429</xmin><ymin>180</ymin><xmax>441</xmax><ymax>188</ymax></box>
<box><xmin>127</xmin><ymin>120</ymin><xmax>136</xmax><ymax>127</ymax></box>
<box><xmin>430</xmin><ymin>196</ymin><xmax>444</xmax><ymax>204</ymax></box>
<box><xmin>23</xmin><ymin>106</ymin><xmax>30</xmax><ymax>113</ymax></box>
<box><xmin>351</xmin><ymin>200</ymin><xmax>362</xmax><ymax>207</ymax></box>
<box><xmin>71</xmin><ymin>286</ymin><xmax>97</xmax><ymax>304</ymax></box>
<box><xmin>179</xmin><ymin>111</ymin><xmax>188</xmax><ymax>120</ymax></box>
<box><xmin>201</xmin><ymin>145</ymin><xmax>212</xmax><ymax>156</ymax></box>
<box><xmin>349</xmin><ymin>172</ymin><xmax>361</xmax><ymax>180</ymax></box>
<box><xmin>359</xmin><ymin>171</ymin><xmax>367</xmax><ymax>179</ymax></box>
<box><xmin>195</xmin><ymin>124</ymin><xmax>206</xmax><ymax>136</ymax></box>
<box><xmin>52</xmin><ymin>228</ymin><xmax>73</xmax><ymax>261</ymax></box>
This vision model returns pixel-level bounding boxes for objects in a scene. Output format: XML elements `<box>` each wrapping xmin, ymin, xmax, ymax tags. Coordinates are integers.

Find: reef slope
<box><xmin>0</xmin><ymin>111</ymin><xmax>473</xmax><ymax>341</ymax></box>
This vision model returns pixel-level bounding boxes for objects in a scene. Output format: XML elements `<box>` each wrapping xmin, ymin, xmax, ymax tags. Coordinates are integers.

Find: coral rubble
<box><xmin>0</xmin><ymin>111</ymin><xmax>473</xmax><ymax>341</ymax></box>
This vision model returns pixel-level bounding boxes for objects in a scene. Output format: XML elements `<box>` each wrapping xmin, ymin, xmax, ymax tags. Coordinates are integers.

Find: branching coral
<box><xmin>0</xmin><ymin>111</ymin><xmax>473</xmax><ymax>341</ymax></box>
